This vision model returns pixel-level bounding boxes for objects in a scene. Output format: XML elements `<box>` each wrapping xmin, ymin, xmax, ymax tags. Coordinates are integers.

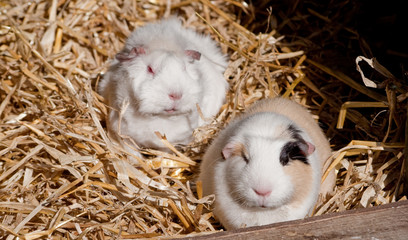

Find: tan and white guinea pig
<box><xmin>199</xmin><ymin>97</ymin><xmax>335</xmax><ymax>230</ymax></box>
<box><xmin>98</xmin><ymin>18</ymin><xmax>228</xmax><ymax>151</ymax></box>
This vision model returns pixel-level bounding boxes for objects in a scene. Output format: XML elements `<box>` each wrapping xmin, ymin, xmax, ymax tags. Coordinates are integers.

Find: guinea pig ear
<box><xmin>298</xmin><ymin>141</ymin><xmax>315</xmax><ymax>156</ymax></box>
<box><xmin>185</xmin><ymin>50</ymin><xmax>201</xmax><ymax>61</ymax></box>
<box><xmin>221</xmin><ymin>142</ymin><xmax>236</xmax><ymax>160</ymax></box>
<box><xmin>116</xmin><ymin>46</ymin><xmax>146</xmax><ymax>62</ymax></box>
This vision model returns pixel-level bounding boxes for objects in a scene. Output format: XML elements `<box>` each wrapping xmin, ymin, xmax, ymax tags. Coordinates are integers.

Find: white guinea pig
<box><xmin>199</xmin><ymin>97</ymin><xmax>335</xmax><ymax>230</ymax></box>
<box><xmin>98</xmin><ymin>18</ymin><xmax>228</xmax><ymax>151</ymax></box>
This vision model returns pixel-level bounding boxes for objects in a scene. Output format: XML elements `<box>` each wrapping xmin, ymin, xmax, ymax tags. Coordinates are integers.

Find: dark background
<box><xmin>240</xmin><ymin>0</ymin><xmax>408</xmax><ymax>82</ymax></box>
<box><xmin>230</xmin><ymin>0</ymin><xmax>408</xmax><ymax>147</ymax></box>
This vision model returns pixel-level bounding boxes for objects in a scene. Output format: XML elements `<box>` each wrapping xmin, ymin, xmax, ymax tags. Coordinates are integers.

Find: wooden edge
<box><xmin>178</xmin><ymin>200</ymin><xmax>408</xmax><ymax>239</ymax></box>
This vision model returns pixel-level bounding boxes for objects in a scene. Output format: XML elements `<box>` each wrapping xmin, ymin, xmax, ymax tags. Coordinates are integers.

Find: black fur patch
<box><xmin>280</xmin><ymin>125</ymin><xmax>309</xmax><ymax>166</ymax></box>
<box><xmin>288</xmin><ymin>124</ymin><xmax>303</xmax><ymax>142</ymax></box>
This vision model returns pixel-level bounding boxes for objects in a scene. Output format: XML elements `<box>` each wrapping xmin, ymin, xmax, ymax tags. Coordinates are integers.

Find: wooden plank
<box><xmin>184</xmin><ymin>201</ymin><xmax>408</xmax><ymax>239</ymax></box>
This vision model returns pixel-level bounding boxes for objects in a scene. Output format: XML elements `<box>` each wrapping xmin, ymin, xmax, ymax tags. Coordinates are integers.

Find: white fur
<box><xmin>98</xmin><ymin>18</ymin><xmax>228</xmax><ymax>150</ymax></box>
<box><xmin>199</xmin><ymin>98</ymin><xmax>328</xmax><ymax>230</ymax></box>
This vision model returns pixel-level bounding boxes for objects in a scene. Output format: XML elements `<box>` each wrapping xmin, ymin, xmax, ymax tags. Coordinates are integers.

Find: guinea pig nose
<box><xmin>168</xmin><ymin>92</ymin><xmax>182</xmax><ymax>100</ymax></box>
<box><xmin>254</xmin><ymin>188</ymin><xmax>272</xmax><ymax>197</ymax></box>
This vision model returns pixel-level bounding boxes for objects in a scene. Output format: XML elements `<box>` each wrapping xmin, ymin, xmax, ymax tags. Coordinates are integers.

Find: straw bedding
<box><xmin>0</xmin><ymin>0</ymin><xmax>406</xmax><ymax>238</ymax></box>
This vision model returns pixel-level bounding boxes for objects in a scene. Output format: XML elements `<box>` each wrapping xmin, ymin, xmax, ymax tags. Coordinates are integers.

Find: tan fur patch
<box><xmin>231</xmin><ymin>142</ymin><xmax>248</xmax><ymax>158</ymax></box>
<box><xmin>283</xmin><ymin>161</ymin><xmax>314</xmax><ymax>207</ymax></box>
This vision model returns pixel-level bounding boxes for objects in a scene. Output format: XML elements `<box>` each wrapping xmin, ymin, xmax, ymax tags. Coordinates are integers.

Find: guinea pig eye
<box><xmin>147</xmin><ymin>65</ymin><xmax>155</xmax><ymax>75</ymax></box>
<box><xmin>241</xmin><ymin>152</ymin><xmax>249</xmax><ymax>163</ymax></box>
<box><xmin>280</xmin><ymin>142</ymin><xmax>308</xmax><ymax>166</ymax></box>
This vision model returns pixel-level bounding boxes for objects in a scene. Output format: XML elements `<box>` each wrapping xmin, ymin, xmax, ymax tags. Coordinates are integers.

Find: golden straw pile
<box><xmin>0</xmin><ymin>0</ymin><xmax>406</xmax><ymax>238</ymax></box>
